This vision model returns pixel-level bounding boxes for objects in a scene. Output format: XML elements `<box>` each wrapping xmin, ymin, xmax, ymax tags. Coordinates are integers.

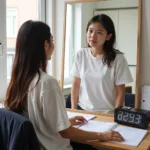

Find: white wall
<box><xmin>140</xmin><ymin>0</ymin><xmax>150</xmax><ymax>86</ymax></box>
<box><xmin>55</xmin><ymin>0</ymin><xmax>150</xmax><ymax>101</ymax></box>
<box><xmin>94</xmin><ymin>0</ymin><xmax>138</xmax><ymax>9</ymax></box>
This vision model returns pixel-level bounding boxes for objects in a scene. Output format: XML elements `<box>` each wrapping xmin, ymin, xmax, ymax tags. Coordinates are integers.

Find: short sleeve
<box><xmin>115</xmin><ymin>54</ymin><xmax>133</xmax><ymax>85</ymax></box>
<box><xmin>41</xmin><ymin>82</ymin><xmax>70</xmax><ymax>132</ymax></box>
<box><xmin>71</xmin><ymin>51</ymin><xmax>81</xmax><ymax>78</ymax></box>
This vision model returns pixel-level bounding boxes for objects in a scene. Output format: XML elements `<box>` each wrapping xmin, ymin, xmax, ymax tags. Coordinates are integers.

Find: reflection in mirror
<box><xmin>64</xmin><ymin>0</ymin><xmax>139</xmax><ymax>95</ymax></box>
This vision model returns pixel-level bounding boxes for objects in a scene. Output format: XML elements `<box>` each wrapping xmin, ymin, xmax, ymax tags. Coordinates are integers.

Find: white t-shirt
<box><xmin>72</xmin><ymin>48</ymin><xmax>133</xmax><ymax>112</ymax></box>
<box><xmin>27</xmin><ymin>70</ymin><xmax>72</xmax><ymax>150</ymax></box>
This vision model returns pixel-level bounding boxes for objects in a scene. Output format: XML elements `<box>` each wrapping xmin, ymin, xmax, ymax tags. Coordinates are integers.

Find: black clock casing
<box><xmin>114</xmin><ymin>106</ymin><xmax>150</xmax><ymax>129</ymax></box>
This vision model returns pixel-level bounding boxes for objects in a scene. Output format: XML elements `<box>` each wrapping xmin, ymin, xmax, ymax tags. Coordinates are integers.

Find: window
<box><xmin>65</xmin><ymin>4</ymin><xmax>73</xmax><ymax>79</ymax></box>
<box><xmin>0</xmin><ymin>0</ymin><xmax>55</xmax><ymax>99</ymax></box>
<box><xmin>64</xmin><ymin>3</ymin><xmax>83</xmax><ymax>86</ymax></box>
<box><xmin>64</xmin><ymin>4</ymin><xmax>74</xmax><ymax>85</ymax></box>
<box><xmin>7</xmin><ymin>8</ymin><xmax>17</xmax><ymax>37</ymax></box>
<box><xmin>6</xmin><ymin>0</ymin><xmax>46</xmax><ymax>83</ymax></box>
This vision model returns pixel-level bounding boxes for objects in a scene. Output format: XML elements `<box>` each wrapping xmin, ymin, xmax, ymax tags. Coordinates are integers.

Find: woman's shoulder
<box><xmin>115</xmin><ymin>51</ymin><xmax>126</xmax><ymax>62</ymax></box>
<box><xmin>39</xmin><ymin>71</ymin><xmax>59</xmax><ymax>90</ymax></box>
<box><xmin>76</xmin><ymin>47</ymin><xmax>90</xmax><ymax>56</ymax></box>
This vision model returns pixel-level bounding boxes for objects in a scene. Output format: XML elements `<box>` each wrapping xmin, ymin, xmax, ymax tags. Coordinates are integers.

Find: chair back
<box><xmin>0</xmin><ymin>108</ymin><xmax>41</xmax><ymax>150</ymax></box>
<box><xmin>125</xmin><ymin>93</ymin><xmax>135</xmax><ymax>108</ymax></box>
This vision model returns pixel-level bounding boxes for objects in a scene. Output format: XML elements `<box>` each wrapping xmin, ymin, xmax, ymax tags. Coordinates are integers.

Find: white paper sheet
<box><xmin>79</xmin><ymin>120</ymin><xmax>117</xmax><ymax>132</ymax></box>
<box><xmin>113</xmin><ymin>126</ymin><xmax>148</xmax><ymax>146</ymax></box>
<box><xmin>67</xmin><ymin>111</ymin><xmax>96</xmax><ymax>121</ymax></box>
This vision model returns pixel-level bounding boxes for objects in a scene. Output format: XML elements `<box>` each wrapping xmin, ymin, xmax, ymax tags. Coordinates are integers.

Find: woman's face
<box><xmin>86</xmin><ymin>22</ymin><xmax>112</xmax><ymax>49</ymax></box>
<box><xmin>45</xmin><ymin>36</ymin><xmax>54</xmax><ymax>60</ymax></box>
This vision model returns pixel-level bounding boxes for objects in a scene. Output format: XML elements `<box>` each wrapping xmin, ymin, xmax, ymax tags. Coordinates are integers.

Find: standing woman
<box><xmin>71</xmin><ymin>14</ymin><xmax>133</xmax><ymax>112</ymax></box>
<box><xmin>4</xmin><ymin>20</ymin><xmax>124</xmax><ymax>150</ymax></box>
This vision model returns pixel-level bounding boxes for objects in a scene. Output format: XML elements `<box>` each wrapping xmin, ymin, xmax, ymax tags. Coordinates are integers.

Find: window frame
<box><xmin>64</xmin><ymin>4</ymin><xmax>75</xmax><ymax>86</ymax></box>
<box><xmin>7</xmin><ymin>47</ymin><xmax>15</xmax><ymax>81</ymax></box>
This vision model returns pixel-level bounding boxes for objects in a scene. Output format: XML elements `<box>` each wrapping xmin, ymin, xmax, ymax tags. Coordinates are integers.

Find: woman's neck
<box><xmin>91</xmin><ymin>47</ymin><xmax>104</xmax><ymax>57</ymax></box>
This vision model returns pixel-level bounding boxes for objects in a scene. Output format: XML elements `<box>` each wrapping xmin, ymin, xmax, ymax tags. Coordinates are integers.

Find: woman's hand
<box><xmin>69</xmin><ymin>116</ymin><xmax>87</xmax><ymax>126</ymax></box>
<box><xmin>100</xmin><ymin>130</ymin><xmax>124</xmax><ymax>142</ymax></box>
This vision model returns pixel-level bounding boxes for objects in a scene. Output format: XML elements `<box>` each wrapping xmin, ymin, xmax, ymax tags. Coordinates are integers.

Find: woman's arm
<box><xmin>71</xmin><ymin>77</ymin><xmax>81</xmax><ymax>109</ymax></box>
<box><xmin>59</xmin><ymin>126</ymin><xmax>124</xmax><ymax>142</ymax></box>
<box><xmin>115</xmin><ymin>84</ymin><xmax>125</xmax><ymax>108</ymax></box>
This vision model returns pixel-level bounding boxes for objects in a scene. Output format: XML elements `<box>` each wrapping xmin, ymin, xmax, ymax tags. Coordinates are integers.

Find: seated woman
<box><xmin>4</xmin><ymin>20</ymin><xmax>124</xmax><ymax>150</ymax></box>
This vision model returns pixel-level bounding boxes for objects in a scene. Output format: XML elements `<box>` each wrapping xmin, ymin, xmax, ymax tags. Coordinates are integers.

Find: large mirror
<box><xmin>61</xmin><ymin>0</ymin><xmax>142</xmax><ymax>108</ymax></box>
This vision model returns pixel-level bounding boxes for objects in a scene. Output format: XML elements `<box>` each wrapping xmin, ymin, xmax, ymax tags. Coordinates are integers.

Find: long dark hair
<box><xmin>86</xmin><ymin>14</ymin><xmax>122</xmax><ymax>67</ymax></box>
<box><xmin>4</xmin><ymin>20</ymin><xmax>52</xmax><ymax>113</ymax></box>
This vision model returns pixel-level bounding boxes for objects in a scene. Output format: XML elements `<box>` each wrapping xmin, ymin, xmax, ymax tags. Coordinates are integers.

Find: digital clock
<box><xmin>114</xmin><ymin>106</ymin><xmax>150</xmax><ymax>129</ymax></box>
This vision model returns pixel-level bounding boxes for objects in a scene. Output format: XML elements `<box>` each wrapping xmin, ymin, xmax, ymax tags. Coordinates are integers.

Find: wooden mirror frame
<box><xmin>60</xmin><ymin>0</ymin><xmax>142</xmax><ymax>109</ymax></box>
